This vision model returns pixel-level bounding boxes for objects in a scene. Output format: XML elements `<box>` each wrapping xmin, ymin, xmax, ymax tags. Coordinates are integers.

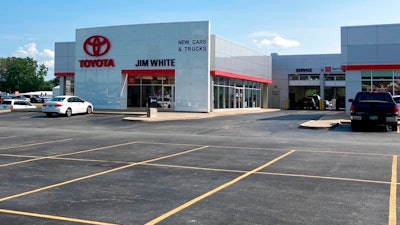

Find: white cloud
<box><xmin>13</xmin><ymin>42</ymin><xmax>54</xmax><ymax>80</ymax></box>
<box><xmin>251</xmin><ymin>32</ymin><xmax>300</xmax><ymax>49</ymax></box>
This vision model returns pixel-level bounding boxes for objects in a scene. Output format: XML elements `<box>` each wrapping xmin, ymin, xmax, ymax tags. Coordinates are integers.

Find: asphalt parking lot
<box><xmin>0</xmin><ymin>110</ymin><xmax>398</xmax><ymax>225</ymax></box>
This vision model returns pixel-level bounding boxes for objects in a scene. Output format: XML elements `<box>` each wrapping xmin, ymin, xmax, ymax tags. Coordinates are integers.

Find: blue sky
<box><xmin>1</xmin><ymin>0</ymin><xmax>400</xmax><ymax>80</ymax></box>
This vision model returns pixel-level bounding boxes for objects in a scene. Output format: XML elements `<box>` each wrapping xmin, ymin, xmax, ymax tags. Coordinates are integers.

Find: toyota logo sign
<box><xmin>79</xmin><ymin>35</ymin><xmax>115</xmax><ymax>68</ymax></box>
<box><xmin>83</xmin><ymin>35</ymin><xmax>111</xmax><ymax>57</ymax></box>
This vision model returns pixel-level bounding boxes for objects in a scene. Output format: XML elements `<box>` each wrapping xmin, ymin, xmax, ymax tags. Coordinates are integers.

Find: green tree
<box><xmin>46</xmin><ymin>77</ymin><xmax>60</xmax><ymax>89</ymax></box>
<box><xmin>0</xmin><ymin>57</ymin><xmax>49</xmax><ymax>93</ymax></box>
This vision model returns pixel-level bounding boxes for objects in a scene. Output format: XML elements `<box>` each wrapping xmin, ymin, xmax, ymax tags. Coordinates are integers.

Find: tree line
<box><xmin>0</xmin><ymin>57</ymin><xmax>59</xmax><ymax>93</ymax></box>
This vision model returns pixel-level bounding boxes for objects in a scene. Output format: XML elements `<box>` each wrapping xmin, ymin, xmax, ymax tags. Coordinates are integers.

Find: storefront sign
<box><xmin>177</xmin><ymin>39</ymin><xmax>207</xmax><ymax>52</ymax></box>
<box><xmin>80</xmin><ymin>59</ymin><xmax>115</xmax><ymax>67</ymax></box>
<box><xmin>325</xmin><ymin>66</ymin><xmax>342</xmax><ymax>72</ymax></box>
<box><xmin>135</xmin><ymin>59</ymin><xmax>175</xmax><ymax>67</ymax></box>
<box><xmin>79</xmin><ymin>35</ymin><xmax>115</xmax><ymax>68</ymax></box>
<box><xmin>325</xmin><ymin>66</ymin><xmax>332</xmax><ymax>72</ymax></box>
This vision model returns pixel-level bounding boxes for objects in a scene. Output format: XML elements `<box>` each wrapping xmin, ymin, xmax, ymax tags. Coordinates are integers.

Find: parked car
<box><xmin>325</xmin><ymin>100</ymin><xmax>332</xmax><ymax>109</ymax></box>
<box><xmin>294</xmin><ymin>97</ymin><xmax>315</xmax><ymax>109</ymax></box>
<box><xmin>0</xmin><ymin>99</ymin><xmax>37</xmax><ymax>110</ymax></box>
<box><xmin>307</xmin><ymin>94</ymin><xmax>321</xmax><ymax>109</ymax></box>
<box><xmin>157</xmin><ymin>97</ymin><xmax>173</xmax><ymax>108</ymax></box>
<box><xmin>42</xmin><ymin>95</ymin><xmax>93</xmax><ymax>117</ymax></box>
<box><xmin>21</xmin><ymin>94</ymin><xmax>44</xmax><ymax>103</ymax></box>
<box><xmin>349</xmin><ymin>91</ymin><xmax>398</xmax><ymax>131</ymax></box>
<box><xmin>336</xmin><ymin>96</ymin><xmax>346</xmax><ymax>110</ymax></box>
<box><xmin>392</xmin><ymin>95</ymin><xmax>400</xmax><ymax>109</ymax></box>
<box><xmin>0</xmin><ymin>95</ymin><xmax>27</xmax><ymax>101</ymax></box>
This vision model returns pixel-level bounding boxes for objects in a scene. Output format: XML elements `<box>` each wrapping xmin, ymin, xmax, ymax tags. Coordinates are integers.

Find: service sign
<box><xmin>79</xmin><ymin>35</ymin><xmax>115</xmax><ymax>68</ymax></box>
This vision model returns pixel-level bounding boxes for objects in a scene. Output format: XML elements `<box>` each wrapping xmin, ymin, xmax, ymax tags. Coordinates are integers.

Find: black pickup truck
<box><xmin>349</xmin><ymin>91</ymin><xmax>399</xmax><ymax>131</ymax></box>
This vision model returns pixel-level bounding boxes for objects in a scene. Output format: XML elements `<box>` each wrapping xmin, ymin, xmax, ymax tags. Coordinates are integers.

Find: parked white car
<box><xmin>157</xmin><ymin>97</ymin><xmax>174</xmax><ymax>108</ymax></box>
<box><xmin>42</xmin><ymin>95</ymin><xmax>93</xmax><ymax>117</ymax></box>
<box><xmin>0</xmin><ymin>99</ymin><xmax>37</xmax><ymax>110</ymax></box>
<box><xmin>393</xmin><ymin>95</ymin><xmax>400</xmax><ymax>107</ymax></box>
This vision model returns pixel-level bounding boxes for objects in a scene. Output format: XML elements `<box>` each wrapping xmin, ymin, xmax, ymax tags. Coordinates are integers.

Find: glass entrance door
<box><xmin>127</xmin><ymin>84</ymin><xmax>174</xmax><ymax>108</ymax></box>
<box><xmin>235</xmin><ymin>88</ymin><xmax>244</xmax><ymax>108</ymax></box>
<box><xmin>157</xmin><ymin>85</ymin><xmax>174</xmax><ymax>109</ymax></box>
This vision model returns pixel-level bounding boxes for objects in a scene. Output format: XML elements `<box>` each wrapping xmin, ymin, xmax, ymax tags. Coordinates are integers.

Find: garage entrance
<box><xmin>288</xmin><ymin>73</ymin><xmax>345</xmax><ymax>110</ymax></box>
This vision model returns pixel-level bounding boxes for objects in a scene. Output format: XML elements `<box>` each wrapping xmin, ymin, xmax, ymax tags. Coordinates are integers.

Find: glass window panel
<box><xmin>299</xmin><ymin>75</ymin><xmax>309</xmax><ymax>80</ymax></box>
<box><xmin>336</xmin><ymin>75</ymin><xmax>345</xmax><ymax>80</ymax></box>
<box><xmin>325</xmin><ymin>75</ymin><xmax>335</xmax><ymax>81</ymax></box>
<box><xmin>289</xmin><ymin>74</ymin><xmax>299</xmax><ymax>80</ymax></box>
<box><xmin>361</xmin><ymin>71</ymin><xmax>372</xmax><ymax>79</ymax></box>
<box><xmin>362</xmin><ymin>81</ymin><xmax>371</xmax><ymax>91</ymax></box>
<box><xmin>372</xmin><ymin>70</ymin><xmax>393</xmax><ymax>78</ymax></box>
<box><xmin>372</xmin><ymin>81</ymin><xmax>392</xmax><ymax>92</ymax></box>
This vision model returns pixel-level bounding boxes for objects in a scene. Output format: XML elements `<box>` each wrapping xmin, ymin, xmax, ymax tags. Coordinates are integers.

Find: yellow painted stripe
<box><xmin>0</xmin><ymin>136</ymin><xmax>16</xmax><ymax>140</ymax></box>
<box><xmin>389</xmin><ymin>155</ymin><xmax>397</xmax><ymax>225</ymax></box>
<box><xmin>0</xmin><ymin>153</ymin><xmax>38</xmax><ymax>158</ymax></box>
<box><xmin>0</xmin><ymin>158</ymin><xmax>47</xmax><ymax>167</ymax></box>
<box><xmin>0</xmin><ymin>208</ymin><xmax>118</xmax><ymax>225</ymax></box>
<box><xmin>145</xmin><ymin>150</ymin><xmax>295</xmax><ymax>225</ymax></box>
<box><xmin>0</xmin><ymin>139</ymin><xmax>72</xmax><ymax>150</ymax></box>
<box><xmin>48</xmin><ymin>141</ymin><xmax>138</xmax><ymax>158</ymax></box>
<box><xmin>147</xmin><ymin>163</ymin><xmax>394</xmax><ymax>185</ymax></box>
<box><xmin>211</xmin><ymin>143</ymin><xmax>399</xmax><ymax>157</ymax></box>
<box><xmin>0</xmin><ymin>141</ymin><xmax>138</xmax><ymax>167</ymax></box>
<box><xmin>0</xmin><ymin>145</ymin><xmax>209</xmax><ymax>202</ymax></box>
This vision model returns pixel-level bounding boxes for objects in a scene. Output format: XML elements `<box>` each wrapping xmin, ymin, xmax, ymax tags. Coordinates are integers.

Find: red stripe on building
<box><xmin>211</xmin><ymin>70</ymin><xmax>272</xmax><ymax>84</ymax></box>
<box><xmin>121</xmin><ymin>69</ymin><xmax>175</xmax><ymax>76</ymax></box>
<box><xmin>342</xmin><ymin>64</ymin><xmax>400</xmax><ymax>71</ymax></box>
<box><xmin>55</xmin><ymin>72</ymin><xmax>75</xmax><ymax>77</ymax></box>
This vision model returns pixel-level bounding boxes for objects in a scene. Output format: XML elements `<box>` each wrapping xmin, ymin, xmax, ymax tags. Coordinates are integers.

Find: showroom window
<box><xmin>361</xmin><ymin>70</ymin><xmax>400</xmax><ymax>95</ymax></box>
<box><xmin>212</xmin><ymin>76</ymin><xmax>261</xmax><ymax>109</ymax></box>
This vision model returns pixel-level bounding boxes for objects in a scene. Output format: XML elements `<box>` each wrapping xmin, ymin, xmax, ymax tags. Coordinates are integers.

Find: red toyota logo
<box><xmin>83</xmin><ymin>35</ymin><xmax>111</xmax><ymax>57</ymax></box>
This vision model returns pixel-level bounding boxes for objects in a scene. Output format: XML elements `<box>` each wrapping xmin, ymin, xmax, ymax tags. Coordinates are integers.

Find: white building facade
<box><xmin>341</xmin><ymin>23</ymin><xmax>400</xmax><ymax>112</ymax></box>
<box><xmin>270</xmin><ymin>54</ymin><xmax>345</xmax><ymax>109</ymax></box>
<box><xmin>270</xmin><ymin>23</ymin><xmax>400</xmax><ymax>113</ymax></box>
<box><xmin>54</xmin><ymin>21</ymin><xmax>272</xmax><ymax>112</ymax></box>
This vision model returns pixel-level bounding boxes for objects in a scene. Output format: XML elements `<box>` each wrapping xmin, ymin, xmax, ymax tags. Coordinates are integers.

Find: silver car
<box><xmin>0</xmin><ymin>99</ymin><xmax>37</xmax><ymax>110</ymax></box>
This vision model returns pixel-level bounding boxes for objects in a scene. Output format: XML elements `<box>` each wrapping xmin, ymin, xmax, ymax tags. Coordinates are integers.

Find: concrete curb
<box><xmin>299</xmin><ymin>119</ymin><xmax>350</xmax><ymax>129</ymax></box>
<box><xmin>121</xmin><ymin>109</ymin><xmax>281</xmax><ymax>122</ymax></box>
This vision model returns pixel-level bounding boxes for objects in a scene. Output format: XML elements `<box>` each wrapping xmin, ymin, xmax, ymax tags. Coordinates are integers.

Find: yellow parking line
<box><xmin>0</xmin><ymin>145</ymin><xmax>209</xmax><ymax>202</ymax></box>
<box><xmin>0</xmin><ymin>158</ymin><xmax>47</xmax><ymax>167</ymax></box>
<box><xmin>0</xmin><ymin>136</ymin><xmax>16</xmax><ymax>140</ymax></box>
<box><xmin>0</xmin><ymin>153</ymin><xmax>38</xmax><ymax>158</ymax></box>
<box><xmin>48</xmin><ymin>141</ymin><xmax>138</xmax><ymax>158</ymax></box>
<box><xmin>0</xmin><ymin>208</ymin><xmax>118</xmax><ymax>225</ymax></box>
<box><xmin>0</xmin><ymin>139</ymin><xmax>72</xmax><ymax>150</ymax></box>
<box><xmin>389</xmin><ymin>155</ymin><xmax>397</xmax><ymax>225</ymax></box>
<box><xmin>0</xmin><ymin>141</ymin><xmax>138</xmax><ymax>167</ymax></box>
<box><xmin>145</xmin><ymin>150</ymin><xmax>295</xmax><ymax>225</ymax></box>
<box><xmin>147</xmin><ymin>163</ymin><xmax>394</xmax><ymax>185</ymax></box>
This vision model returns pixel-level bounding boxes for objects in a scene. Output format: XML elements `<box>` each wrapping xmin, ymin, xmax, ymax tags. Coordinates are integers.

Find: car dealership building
<box><xmin>55</xmin><ymin>21</ymin><xmax>400</xmax><ymax>113</ymax></box>
<box><xmin>270</xmin><ymin>23</ymin><xmax>400</xmax><ymax>112</ymax></box>
<box><xmin>54</xmin><ymin>21</ymin><xmax>271</xmax><ymax>112</ymax></box>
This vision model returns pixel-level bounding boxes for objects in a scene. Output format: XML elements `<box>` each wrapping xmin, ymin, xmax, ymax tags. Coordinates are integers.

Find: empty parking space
<box><xmin>0</xmin><ymin>111</ymin><xmax>398</xmax><ymax>224</ymax></box>
<box><xmin>0</xmin><ymin>134</ymin><xmax>397</xmax><ymax>224</ymax></box>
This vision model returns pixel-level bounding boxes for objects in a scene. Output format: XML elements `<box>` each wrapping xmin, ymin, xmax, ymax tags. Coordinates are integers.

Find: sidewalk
<box><xmin>299</xmin><ymin>111</ymin><xmax>350</xmax><ymax>129</ymax></box>
<box><xmin>105</xmin><ymin>108</ymin><xmax>281</xmax><ymax>122</ymax></box>
<box><xmin>95</xmin><ymin>108</ymin><xmax>350</xmax><ymax>129</ymax></box>
<box><xmin>2</xmin><ymin>107</ymin><xmax>349</xmax><ymax>129</ymax></box>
